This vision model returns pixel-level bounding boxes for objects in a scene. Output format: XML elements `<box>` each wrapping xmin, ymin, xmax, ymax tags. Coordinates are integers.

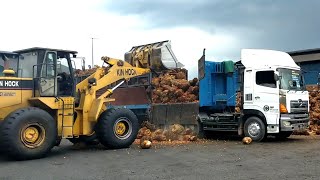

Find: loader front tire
<box><xmin>96</xmin><ymin>108</ymin><xmax>139</xmax><ymax>149</ymax></box>
<box><xmin>0</xmin><ymin>107</ymin><xmax>57</xmax><ymax>160</ymax></box>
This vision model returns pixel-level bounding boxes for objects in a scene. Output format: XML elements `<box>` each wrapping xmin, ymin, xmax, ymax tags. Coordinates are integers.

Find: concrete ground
<box><xmin>0</xmin><ymin>135</ymin><xmax>320</xmax><ymax>180</ymax></box>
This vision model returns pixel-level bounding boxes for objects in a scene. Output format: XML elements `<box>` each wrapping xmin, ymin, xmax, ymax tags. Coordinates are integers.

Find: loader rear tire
<box><xmin>96</xmin><ymin>108</ymin><xmax>139</xmax><ymax>149</ymax></box>
<box><xmin>0</xmin><ymin>107</ymin><xmax>57</xmax><ymax>160</ymax></box>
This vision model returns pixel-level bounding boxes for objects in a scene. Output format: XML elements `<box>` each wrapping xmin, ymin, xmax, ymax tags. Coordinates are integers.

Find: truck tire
<box><xmin>195</xmin><ymin>121</ymin><xmax>206</xmax><ymax>139</ymax></box>
<box><xmin>0</xmin><ymin>107</ymin><xmax>57</xmax><ymax>160</ymax></box>
<box><xmin>96</xmin><ymin>108</ymin><xmax>139</xmax><ymax>149</ymax></box>
<box><xmin>244</xmin><ymin>116</ymin><xmax>266</xmax><ymax>142</ymax></box>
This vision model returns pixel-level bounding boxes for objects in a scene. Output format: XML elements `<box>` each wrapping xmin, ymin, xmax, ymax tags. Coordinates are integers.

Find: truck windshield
<box><xmin>278</xmin><ymin>68</ymin><xmax>305</xmax><ymax>91</ymax></box>
<box><xmin>0</xmin><ymin>53</ymin><xmax>18</xmax><ymax>76</ymax></box>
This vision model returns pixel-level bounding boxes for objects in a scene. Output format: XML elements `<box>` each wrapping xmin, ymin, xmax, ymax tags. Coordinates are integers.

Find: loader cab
<box><xmin>14</xmin><ymin>47</ymin><xmax>78</xmax><ymax>97</ymax></box>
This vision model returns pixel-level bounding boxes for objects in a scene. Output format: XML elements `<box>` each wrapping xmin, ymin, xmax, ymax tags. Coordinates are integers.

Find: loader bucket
<box><xmin>124</xmin><ymin>40</ymin><xmax>184</xmax><ymax>72</ymax></box>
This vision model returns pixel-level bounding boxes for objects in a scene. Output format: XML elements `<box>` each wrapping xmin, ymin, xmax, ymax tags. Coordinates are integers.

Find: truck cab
<box><xmin>198</xmin><ymin>49</ymin><xmax>309</xmax><ymax>141</ymax></box>
<box><xmin>241</xmin><ymin>49</ymin><xmax>309</xmax><ymax>137</ymax></box>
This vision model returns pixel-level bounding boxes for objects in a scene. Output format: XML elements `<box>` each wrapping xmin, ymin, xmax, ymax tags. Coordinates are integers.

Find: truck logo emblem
<box><xmin>263</xmin><ymin>105</ymin><xmax>269</xmax><ymax>112</ymax></box>
<box><xmin>298</xmin><ymin>99</ymin><xmax>303</xmax><ymax>107</ymax></box>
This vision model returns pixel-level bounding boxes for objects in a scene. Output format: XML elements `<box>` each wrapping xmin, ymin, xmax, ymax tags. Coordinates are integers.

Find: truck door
<box><xmin>39</xmin><ymin>51</ymin><xmax>57</xmax><ymax>97</ymax></box>
<box><xmin>253</xmin><ymin>69</ymin><xmax>280</xmax><ymax>127</ymax></box>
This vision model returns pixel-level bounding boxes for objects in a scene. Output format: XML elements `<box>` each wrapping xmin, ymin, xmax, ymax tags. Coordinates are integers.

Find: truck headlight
<box><xmin>283</xmin><ymin>121</ymin><xmax>291</xmax><ymax>127</ymax></box>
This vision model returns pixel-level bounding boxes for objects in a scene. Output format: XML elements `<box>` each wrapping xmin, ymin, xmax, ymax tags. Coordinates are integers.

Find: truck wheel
<box><xmin>244</xmin><ymin>116</ymin><xmax>266</xmax><ymax>142</ymax></box>
<box><xmin>96</xmin><ymin>108</ymin><xmax>139</xmax><ymax>149</ymax></box>
<box><xmin>195</xmin><ymin>121</ymin><xmax>206</xmax><ymax>139</ymax></box>
<box><xmin>0</xmin><ymin>107</ymin><xmax>57</xmax><ymax>160</ymax></box>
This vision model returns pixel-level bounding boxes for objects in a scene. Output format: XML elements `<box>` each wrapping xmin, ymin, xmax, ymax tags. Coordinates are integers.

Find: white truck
<box><xmin>197</xmin><ymin>49</ymin><xmax>309</xmax><ymax>141</ymax></box>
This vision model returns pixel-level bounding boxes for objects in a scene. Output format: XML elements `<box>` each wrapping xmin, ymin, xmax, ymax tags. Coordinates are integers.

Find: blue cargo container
<box><xmin>199</xmin><ymin>61</ymin><xmax>238</xmax><ymax>111</ymax></box>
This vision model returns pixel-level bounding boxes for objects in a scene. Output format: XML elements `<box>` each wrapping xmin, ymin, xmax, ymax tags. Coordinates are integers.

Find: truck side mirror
<box><xmin>274</xmin><ymin>74</ymin><xmax>279</xmax><ymax>81</ymax></box>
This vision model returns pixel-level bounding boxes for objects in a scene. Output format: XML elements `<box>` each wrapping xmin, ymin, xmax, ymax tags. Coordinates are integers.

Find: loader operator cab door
<box><xmin>39</xmin><ymin>49</ymin><xmax>76</xmax><ymax>97</ymax></box>
<box><xmin>56</xmin><ymin>53</ymin><xmax>75</xmax><ymax>96</ymax></box>
<box><xmin>39</xmin><ymin>51</ymin><xmax>57</xmax><ymax>96</ymax></box>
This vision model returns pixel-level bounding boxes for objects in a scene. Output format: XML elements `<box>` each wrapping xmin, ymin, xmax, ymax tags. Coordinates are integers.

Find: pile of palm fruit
<box><xmin>294</xmin><ymin>85</ymin><xmax>320</xmax><ymax>135</ymax></box>
<box><xmin>137</xmin><ymin>121</ymin><xmax>197</xmax><ymax>143</ymax></box>
<box><xmin>292</xmin><ymin>85</ymin><xmax>320</xmax><ymax>135</ymax></box>
<box><xmin>151</xmin><ymin>68</ymin><xmax>199</xmax><ymax>104</ymax></box>
<box><xmin>74</xmin><ymin>65</ymin><xmax>110</xmax><ymax>77</ymax></box>
<box><xmin>235</xmin><ymin>92</ymin><xmax>242</xmax><ymax>113</ymax></box>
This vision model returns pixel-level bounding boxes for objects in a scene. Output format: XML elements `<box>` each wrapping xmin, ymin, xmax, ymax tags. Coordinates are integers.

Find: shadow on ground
<box><xmin>203</xmin><ymin>131</ymin><xmax>309</xmax><ymax>143</ymax></box>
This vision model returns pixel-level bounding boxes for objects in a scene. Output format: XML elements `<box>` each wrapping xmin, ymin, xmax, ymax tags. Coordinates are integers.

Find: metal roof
<box><xmin>13</xmin><ymin>47</ymin><xmax>78</xmax><ymax>54</ymax></box>
<box><xmin>0</xmin><ymin>51</ymin><xmax>18</xmax><ymax>55</ymax></box>
<box><xmin>287</xmin><ymin>48</ymin><xmax>320</xmax><ymax>56</ymax></box>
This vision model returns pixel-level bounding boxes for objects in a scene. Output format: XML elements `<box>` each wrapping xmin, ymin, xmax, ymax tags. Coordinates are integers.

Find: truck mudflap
<box><xmin>150</xmin><ymin>102</ymin><xmax>199</xmax><ymax>129</ymax></box>
<box><xmin>280</xmin><ymin>114</ymin><xmax>309</xmax><ymax>131</ymax></box>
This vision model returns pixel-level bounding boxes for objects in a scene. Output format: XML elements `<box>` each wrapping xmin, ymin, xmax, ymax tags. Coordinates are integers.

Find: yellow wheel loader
<box><xmin>0</xmin><ymin>47</ymin><xmax>150</xmax><ymax>160</ymax></box>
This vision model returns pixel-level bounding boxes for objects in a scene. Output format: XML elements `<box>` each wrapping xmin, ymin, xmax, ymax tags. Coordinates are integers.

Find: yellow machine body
<box><xmin>0</xmin><ymin>48</ymin><xmax>150</xmax><ymax>160</ymax></box>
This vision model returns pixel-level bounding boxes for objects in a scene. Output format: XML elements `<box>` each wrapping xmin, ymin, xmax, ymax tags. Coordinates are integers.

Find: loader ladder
<box><xmin>57</xmin><ymin>97</ymin><xmax>75</xmax><ymax>138</ymax></box>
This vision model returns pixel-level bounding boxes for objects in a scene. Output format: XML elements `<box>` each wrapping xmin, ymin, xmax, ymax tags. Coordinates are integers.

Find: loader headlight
<box><xmin>283</xmin><ymin>121</ymin><xmax>291</xmax><ymax>127</ymax></box>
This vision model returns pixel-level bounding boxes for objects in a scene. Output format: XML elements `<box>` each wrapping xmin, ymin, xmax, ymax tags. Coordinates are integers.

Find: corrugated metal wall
<box><xmin>298</xmin><ymin>61</ymin><xmax>320</xmax><ymax>85</ymax></box>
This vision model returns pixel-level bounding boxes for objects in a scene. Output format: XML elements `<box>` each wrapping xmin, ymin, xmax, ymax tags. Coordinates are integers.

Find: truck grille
<box><xmin>290</xmin><ymin>100</ymin><xmax>308</xmax><ymax>113</ymax></box>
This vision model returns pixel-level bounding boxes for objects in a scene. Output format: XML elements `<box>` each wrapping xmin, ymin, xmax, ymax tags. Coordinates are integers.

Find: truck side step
<box><xmin>203</xmin><ymin>127</ymin><xmax>238</xmax><ymax>132</ymax></box>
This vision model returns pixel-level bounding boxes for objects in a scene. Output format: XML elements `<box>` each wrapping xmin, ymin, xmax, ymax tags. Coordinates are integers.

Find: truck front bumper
<box><xmin>280</xmin><ymin>114</ymin><xmax>309</xmax><ymax>131</ymax></box>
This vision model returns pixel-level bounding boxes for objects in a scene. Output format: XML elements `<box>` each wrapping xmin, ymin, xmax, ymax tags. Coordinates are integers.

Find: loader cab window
<box><xmin>256</xmin><ymin>70</ymin><xmax>277</xmax><ymax>88</ymax></box>
<box><xmin>37</xmin><ymin>51</ymin><xmax>58</xmax><ymax>97</ymax></box>
<box><xmin>18</xmin><ymin>52</ymin><xmax>38</xmax><ymax>78</ymax></box>
<box><xmin>42</xmin><ymin>52</ymin><xmax>56</xmax><ymax>77</ymax></box>
<box><xmin>57</xmin><ymin>56</ymin><xmax>74</xmax><ymax>96</ymax></box>
<box><xmin>0</xmin><ymin>54</ymin><xmax>18</xmax><ymax>77</ymax></box>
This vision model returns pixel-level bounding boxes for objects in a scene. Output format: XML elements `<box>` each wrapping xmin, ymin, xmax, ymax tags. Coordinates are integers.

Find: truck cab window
<box><xmin>256</xmin><ymin>70</ymin><xmax>276</xmax><ymax>88</ymax></box>
<box><xmin>278</xmin><ymin>68</ymin><xmax>304</xmax><ymax>90</ymax></box>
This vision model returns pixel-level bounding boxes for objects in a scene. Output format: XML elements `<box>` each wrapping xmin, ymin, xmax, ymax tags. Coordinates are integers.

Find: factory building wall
<box><xmin>297</xmin><ymin>61</ymin><xmax>320</xmax><ymax>85</ymax></box>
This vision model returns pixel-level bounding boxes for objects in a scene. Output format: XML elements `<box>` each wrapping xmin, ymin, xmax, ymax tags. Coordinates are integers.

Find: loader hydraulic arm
<box><xmin>74</xmin><ymin>56</ymin><xmax>151</xmax><ymax>136</ymax></box>
<box><xmin>76</xmin><ymin>56</ymin><xmax>151</xmax><ymax>98</ymax></box>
